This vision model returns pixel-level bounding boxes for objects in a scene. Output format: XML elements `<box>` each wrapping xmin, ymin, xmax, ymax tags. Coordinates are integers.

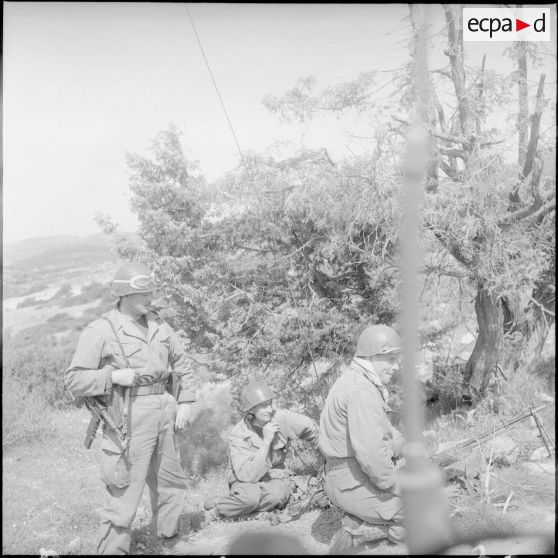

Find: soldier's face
<box><xmin>126</xmin><ymin>291</ymin><xmax>155</xmax><ymax>315</ymax></box>
<box><xmin>376</xmin><ymin>353</ymin><xmax>401</xmax><ymax>385</ymax></box>
<box><xmin>252</xmin><ymin>400</ymin><xmax>274</xmax><ymax>424</ymax></box>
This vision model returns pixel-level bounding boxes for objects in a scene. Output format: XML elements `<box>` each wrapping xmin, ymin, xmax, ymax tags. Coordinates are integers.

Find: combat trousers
<box><xmin>216</xmin><ymin>479</ymin><xmax>291</xmax><ymax>519</ymax></box>
<box><xmin>324</xmin><ymin>459</ymin><xmax>405</xmax><ymax>543</ymax></box>
<box><xmin>97</xmin><ymin>392</ymin><xmax>187</xmax><ymax>555</ymax></box>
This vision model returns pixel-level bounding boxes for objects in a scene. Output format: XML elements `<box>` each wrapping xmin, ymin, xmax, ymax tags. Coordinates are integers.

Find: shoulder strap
<box><xmin>103</xmin><ymin>317</ymin><xmax>130</xmax><ymax>368</ymax></box>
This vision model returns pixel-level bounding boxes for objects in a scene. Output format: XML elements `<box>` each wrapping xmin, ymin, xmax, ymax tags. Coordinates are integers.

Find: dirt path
<box><xmin>2</xmin><ymin>408</ymin><xmax>555</xmax><ymax>555</ymax></box>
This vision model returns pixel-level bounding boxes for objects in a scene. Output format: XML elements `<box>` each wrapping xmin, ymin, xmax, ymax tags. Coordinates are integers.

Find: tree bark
<box><xmin>463</xmin><ymin>288</ymin><xmax>504</xmax><ymax>402</ymax></box>
<box><xmin>516</xmin><ymin>42</ymin><xmax>529</xmax><ymax>170</ymax></box>
<box><xmin>443</xmin><ymin>4</ymin><xmax>474</xmax><ymax>139</ymax></box>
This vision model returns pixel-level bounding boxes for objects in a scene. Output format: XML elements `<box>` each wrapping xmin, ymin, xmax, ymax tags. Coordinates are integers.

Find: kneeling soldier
<box><xmin>204</xmin><ymin>382</ymin><xmax>319</xmax><ymax>522</ymax></box>
<box><xmin>320</xmin><ymin>324</ymin><xmax>406</xmax><ymax>552</ymax></box>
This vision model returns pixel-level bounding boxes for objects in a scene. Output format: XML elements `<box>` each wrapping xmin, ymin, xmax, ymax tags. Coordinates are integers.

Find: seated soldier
<box><xmin>203</xmin><ymin>382</ymin><xmax>319</xmax><ymax>522</ymax></box>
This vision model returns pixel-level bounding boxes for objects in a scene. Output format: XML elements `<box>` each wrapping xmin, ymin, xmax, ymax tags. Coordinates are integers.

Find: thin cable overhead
<box><xmin>184</xmin><ymin>3</ymin><xmax>245</xmax><ymax>165</ymax></box>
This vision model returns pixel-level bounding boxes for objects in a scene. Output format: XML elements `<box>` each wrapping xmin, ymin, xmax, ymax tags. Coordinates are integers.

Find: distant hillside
<box><xmin>3</xmin><ymin>234</ymin><xmax>118</xmax><ymax>267</ymax></box>
<box><xmin>2</xmin><ymin>233</ymin><xmax>135</xmax><ymax>299</ymax></box>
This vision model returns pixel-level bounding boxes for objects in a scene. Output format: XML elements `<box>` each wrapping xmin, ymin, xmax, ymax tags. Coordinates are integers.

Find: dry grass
<box><xmin>2</xmin><ymin>375</ymin><xmax>54</xmax><ymax>448</ymax></box>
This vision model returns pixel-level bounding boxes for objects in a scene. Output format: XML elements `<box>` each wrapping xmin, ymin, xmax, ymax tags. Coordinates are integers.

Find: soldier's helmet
<box><xmin>355</xmin><ymin>324</ymin><xmax>402</xmax><ymax>357</ymax></box>
<box><xmin>111</xmin><ymin>262</ymin><xmax>157</xmax><ymax>297</ymax></box>
<box><xmin>240</xmin><ymin>382</ymin><xmax>274</xmax><ymax>413</ymax></box>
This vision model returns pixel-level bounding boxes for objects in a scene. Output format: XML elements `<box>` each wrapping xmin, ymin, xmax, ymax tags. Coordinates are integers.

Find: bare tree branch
<box><xmin>499</xmin><ymin>197</ymin><xmax>555</xmax><ymax>228</ymax></box>
<box><xmin>420</xmin><ymin>265</ymin><xmax>469</xmax><ymax>279</ymax></box>
<box><xmin>440</xmin><ymin>148</ymin><xmax>467</xmax><ymax>159</ymax></box>
<box><xmin>530</xmin><ymin>296</ymin><xmax>556</xmax><ymax>317</ymax></box>
<box><xmin>443</xmin><ymin>4</ymin><xmax>475</xmax><ymax>137</ymax></box>
<box><xmin>439</xmin><ymin>160</ymin><xmax>459</xmax><ymax>180</ymax></box>
<box><xmin>522</xmin><ymin>73</ymin><xmax>546</xmax><ymax>179</ymax></box>
<box><xmin>479</xmin><ymin>139</ymin><xmax>505</xmax><ymax>148</ymax></box>
<box><xmin>432</xmin><ymin>132</ymin><xmax>470</xmax><ymax>144</ymax></box>
<box><xmin>425</xmin><ymin>218</ymin><xmax>473</xmax><ymax>268</ymax></box>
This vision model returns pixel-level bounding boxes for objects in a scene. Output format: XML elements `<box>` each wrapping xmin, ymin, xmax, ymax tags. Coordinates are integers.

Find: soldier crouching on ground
<box><xmin>319</xmin><ymin>324</ymin><xmax>407</xmax><ymax>553</ymax></box>
<box><xmin>64</xmin><ymin>263</ymin><xmax>196</xmax><ymax>555</ymax></box>
<box><xmin>203</xmin><ymin>382</ymin><xmax>319</xmax><ymax>523</ymax></box>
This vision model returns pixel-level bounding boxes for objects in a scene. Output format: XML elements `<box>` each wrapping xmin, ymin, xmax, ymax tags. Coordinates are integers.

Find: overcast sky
<box><xmin>3</xmin><ymin>3</ymin><xmax>556</xmax><ymax>244</ymax></box>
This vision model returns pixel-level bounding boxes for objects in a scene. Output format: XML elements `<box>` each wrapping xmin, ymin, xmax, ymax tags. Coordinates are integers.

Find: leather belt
<box><xmin>325</xmin><ymin>456</ymin><xmax>357</xmax><ymax>472</ymax></box>
<box><xmin>130</xmin><ymin>378</ymin><xmax>168</xmax><ymax>397</ymax></box>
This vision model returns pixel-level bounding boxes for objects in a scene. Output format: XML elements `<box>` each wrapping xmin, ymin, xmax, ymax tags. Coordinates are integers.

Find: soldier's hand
<box><xmin>175</xmin><ymin>403</ymin><xmax>193</xmax><ymax>431</ymax></box>
<box><xmin>112</xmin><ymin>368</ymin><xmax>140</xmax><ymax>387</ymax></box>
<box><xmin>262</xmin><ymin>422</ymin><xmax>281</xmax><ymax>443</ymax></box>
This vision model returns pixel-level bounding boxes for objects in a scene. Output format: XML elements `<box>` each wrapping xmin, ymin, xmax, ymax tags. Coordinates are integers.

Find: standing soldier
<box><xmin>203</xmin><ymin>382</ymin><xmax>319</xmax><ymax>522</ymax></box>
<box><xmin>319</xmin><ymin>324</ymin><xmax>406</xmax><ymax>553</ymax></box>
<box><xmin>65</xmin><ymin>262</ymin><xmax>196</xmax><ymax>555</ymax></box>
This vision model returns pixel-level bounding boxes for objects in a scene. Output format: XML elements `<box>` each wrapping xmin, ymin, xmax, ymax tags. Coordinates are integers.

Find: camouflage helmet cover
<box><xmin>355</xmin><ymin>324</ymin><xmax>402</xmax><ymax>357</ymax></box>
<box><xmin>111</xmin><ymin>262</ymin><xmax>156</xmax><ymax>297</ymax></box>
<box><xmin>240</xmin><ymin>382</ymin><xmax>274</xmax><ymax>413</ymax></box>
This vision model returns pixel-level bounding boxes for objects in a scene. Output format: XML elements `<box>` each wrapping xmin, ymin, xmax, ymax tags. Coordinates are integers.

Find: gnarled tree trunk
<box><xmin>463</xmin><ymin>287</ymin><xmax>504</xmax><ymax>401</ymax></box>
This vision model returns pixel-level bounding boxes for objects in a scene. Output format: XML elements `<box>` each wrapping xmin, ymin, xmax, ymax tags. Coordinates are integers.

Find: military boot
<box><xmin>329</xmin><ymin>527</ymin><xmax>355</xmax><ymax>555</ymax></box>
<box><xmin>351</xmin><ymin>523</ymin><xmax>390</xmax><ymax>547</ymax></box>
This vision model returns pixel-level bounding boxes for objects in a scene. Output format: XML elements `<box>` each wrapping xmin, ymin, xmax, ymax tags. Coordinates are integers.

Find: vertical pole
<box><xmin>397</xmin><ymin>5</ymin><xmax>454</xmax><ymax>553</ymax></box>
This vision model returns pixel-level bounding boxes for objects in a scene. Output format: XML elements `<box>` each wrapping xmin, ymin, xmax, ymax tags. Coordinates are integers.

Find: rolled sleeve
<box><xmin>230</xmin><ymin>435</ymin><xmax>270</xmax><ymax>483</ymax></box>
<box><xmin>168</xmin><ymin>329</ymin><xmax>197</xmax><ymax>403</ymax></box>
<box><xmin>64</xmin><ymin>325</ymin><xmax>113</xmax><ymax>397</ymax></box>
<box><xmin>347</xmin><ymin>389</ymin><xmax>397</xmax><ymax>491</ymax></box>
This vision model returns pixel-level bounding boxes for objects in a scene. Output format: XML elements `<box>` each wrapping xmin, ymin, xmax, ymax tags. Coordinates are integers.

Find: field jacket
<box><xmin>319</xmin><ymin>359</ymin><xmax>403</xmax><ymax>491</ymax></box>
<box><xmin>65</xmin><ymin>307</ymin><xmax>197</xmax><ymax>423</ymax></box>
<box><xmin>227</xmin><ymin>409</ymin><xmax>319</xmax><ymax>485</ymax></box>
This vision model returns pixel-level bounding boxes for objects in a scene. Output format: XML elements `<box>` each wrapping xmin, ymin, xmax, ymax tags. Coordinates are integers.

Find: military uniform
<box><xmin>214</xmin><ymin>409</ymin><xmax>319</xmax><ymax>518</ymax></box>
<box><xmin>65</xmin><ymin>307</ymin><xmax>196</xmax><ymax>555</ymax></box>
<box><xmin>319</xmin><ymin>357</ymin><xmax>405</xmax><ymax>542</ymax></box>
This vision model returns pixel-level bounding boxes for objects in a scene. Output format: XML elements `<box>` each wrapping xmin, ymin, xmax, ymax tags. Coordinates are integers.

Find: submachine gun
<box><xmin>434</xmin><ymin>404</ymin><xmax>553</xmax><ymax>468</ymax></box>
<box><xmin>74</xmin><ymin>396</ymin><xmax>128</xmax><ymax>450</ymax></box>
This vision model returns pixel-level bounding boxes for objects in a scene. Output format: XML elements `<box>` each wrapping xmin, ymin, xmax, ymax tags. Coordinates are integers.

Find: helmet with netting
<box><xmin>111</xmin><ymin>262</ymin><xmax>157</xmax><ymax>297</ymax></box>
<box><xmin>355</xmin><ymin>324</ymin><xmax>402</xmax><ymax>357</ymax></box>
<box><xmin>240</xmin><ymin>382</ymin><xmax>274</xmax><ymax>413</ymax></box>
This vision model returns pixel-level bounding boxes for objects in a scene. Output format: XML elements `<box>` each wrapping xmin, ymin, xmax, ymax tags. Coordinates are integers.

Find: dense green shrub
<box><xmin>177</xmin><ymin>384</ymin><xmax>234</xmax><ymax>479</ymax></box>
<box><xmin>2</xmin><ymin>367</ymin><xmax>52</xmax><ymax>447</ymax></box>
<box><xmin>3</xmin><ymin>337</ymin><xmax>73</xmax><ymax>409</ymax></box>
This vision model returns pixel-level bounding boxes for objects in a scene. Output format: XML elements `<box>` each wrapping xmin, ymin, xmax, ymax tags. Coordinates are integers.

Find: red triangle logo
<box><xmin>516</xmin><ymin>18</ymin><xmax>530</xmax><ymax>31</ymax></box>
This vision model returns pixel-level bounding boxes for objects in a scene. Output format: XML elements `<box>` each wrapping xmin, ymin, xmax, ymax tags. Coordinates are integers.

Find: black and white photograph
<box><xmin>2</xmin><ymin>3</ymin><xmax>556</xmax><ymax>555</ymax></box>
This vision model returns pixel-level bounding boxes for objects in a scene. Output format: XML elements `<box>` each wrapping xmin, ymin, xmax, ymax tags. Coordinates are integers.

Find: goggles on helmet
<box><xmin>113</xmin><ymin>273</ymin><xmax>157</xmax><ymax>290</ymax></box>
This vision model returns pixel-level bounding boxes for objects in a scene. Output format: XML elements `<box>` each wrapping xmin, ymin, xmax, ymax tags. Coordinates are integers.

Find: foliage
<box><xmin>178</xmin><ymin>383</ymin><xmax>234</xmax><ymax>479</ymax></box>
<box><xmin>3</xmin><ymin>336</ymin><xmax>75</xmax><ymax>410</ymax></box>
<box><xmin>258</xmin><ymin>5</ymin><xmax>556</xmax><ymax>399</ymax></box>
<box><xmin>103</xmin><ymin>6</ymin><xmax>555</xmax><ymax>412</ymax></box>
<box><xmin>115</xmin><ymin>124</ymin><xmax>404</xmax><ymax>414</ymax></box>
<box><xmin>2</xmin><ymin>372</ymin><xmax>52</xmax><ymax>448</ymax></box>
